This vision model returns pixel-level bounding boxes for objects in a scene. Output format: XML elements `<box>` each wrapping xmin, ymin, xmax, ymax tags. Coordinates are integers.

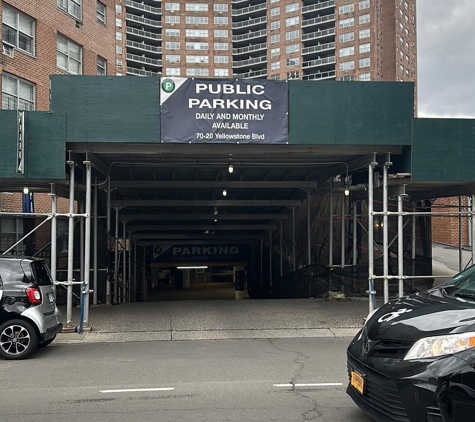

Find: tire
<box><xmin>38</xmin><ymin>335</ymin><xmax>56</xmax><ymax>348</ymax></box>
<box><xmin>0</xmin><ymin>319</ymin><xmax>38</xmax><ymax>360</ymax></box>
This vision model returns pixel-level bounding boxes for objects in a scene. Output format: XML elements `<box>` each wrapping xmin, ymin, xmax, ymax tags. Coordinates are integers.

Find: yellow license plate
<box><xmin>351</xmin><ymin>371</ymin><xmax>365</xmax><ymax>395</ymax></box>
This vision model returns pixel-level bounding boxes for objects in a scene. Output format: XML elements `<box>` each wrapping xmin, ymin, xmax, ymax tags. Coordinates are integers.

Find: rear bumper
<box><xmin>21</xmin><ymin>304</ymin><xmax>63</xmax><ymax>336</ymax></box>
<box><xmin>39</xmin><ymin>323</ymin><xmax>63</xmax><ymax>343</ymax></box>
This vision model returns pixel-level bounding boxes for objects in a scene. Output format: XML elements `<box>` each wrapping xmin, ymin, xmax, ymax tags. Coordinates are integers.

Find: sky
<box><xmin>417</xmin><ymin>0</ymin><xmax>475</xmax><ymax>118</ymax></box>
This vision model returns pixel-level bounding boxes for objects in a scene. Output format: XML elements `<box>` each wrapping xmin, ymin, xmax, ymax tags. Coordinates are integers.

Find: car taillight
<box><xmin>26</xmin><ymin>287</ymin><xmax>42</xmax><ymax>305</ymax></box>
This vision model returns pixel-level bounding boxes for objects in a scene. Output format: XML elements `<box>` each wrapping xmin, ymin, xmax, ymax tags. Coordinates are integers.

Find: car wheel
<box><xmin>38</xmin><ymin>335</ymin><xmax>56</xmax><ymax>348</ymax></box>
<box><xmin>0</xmin><ymin>319</ymin><xmax>38</xmax><ymax>360</ymax></box>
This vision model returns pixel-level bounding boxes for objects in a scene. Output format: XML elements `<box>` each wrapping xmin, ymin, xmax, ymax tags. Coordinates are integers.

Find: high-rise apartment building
<box><xmin>120</xmin><ymin>0</ymin><xmax>417</xmax><ymax>91</ymax></box>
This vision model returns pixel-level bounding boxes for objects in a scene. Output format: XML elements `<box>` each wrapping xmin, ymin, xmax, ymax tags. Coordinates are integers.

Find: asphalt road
<box><xmin>0</xmin><ymin>337</ymin><xmax>373</xmax><ymax>422</ymax></box>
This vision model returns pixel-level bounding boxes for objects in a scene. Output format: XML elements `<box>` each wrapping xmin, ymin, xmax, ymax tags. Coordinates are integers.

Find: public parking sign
<box><xmin>160</xmin><ymin>78</ymin><xmax>288</xmax><ymax>144</ymax></box>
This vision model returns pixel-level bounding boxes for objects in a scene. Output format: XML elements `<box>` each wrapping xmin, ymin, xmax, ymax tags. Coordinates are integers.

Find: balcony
<box><xmin>126</xmin><ymin>27</ymin><xmax>162</xmax><ymax>41</ymax></box>
<box><xmin>302</xmin><ymin>0</ymin><xmax>335</xmax><ymax>14</ymax></box>
<box><xmin>127</xmin><ymin>53</ymin><xmax>163</xmax><ymax>68</ymax></box>
<box><xmin>232</xmin><ymin>3</ymin><xmax>267</xmax><ymax>16</ymax></box>
<box><xmin>232</xmin><ymin>29</ymin><xmax>267</xmax><ymax>42</ymax></box>
<box><xmin>126</xmin><ymin>67</ymin><xmax>161</xmax><ymax>77</ymax></box>
<box><xmin>302</xmin><ymin>42</ymin><xmax>335</xmax><ymax>55</ymax></box>
<box><xmin>126</xmin><ymin>40</ymin><xmax>162</xmax><ymax>55</ymax></box>
<box><xmin>233</xmin><ymin>68</ymin><xmax>267</xmax><ymax>79</ymax></box>
<box><xmin>125</xmin><ymin>0</ymin><xmax>161</xmax><ymax>15</ymax></box>
<box><xmin>232</xmin><ymin>42</ymin><xmax>267</xmax><ymax>55</ymax></box>
<box><xmin>302</xmin><ymin>28</ymin><xmax>335</xmax><ymax>42</ymax></box>
<box><xmin>231</xmin><ymin>0</ymin><xmax>254</xmax><ymax>4</ymax></box>
<box><xmin>302</xmin><ymin>70</ymin><xmax>336</xmax><ymax>80</ymax></box>
<box><xmin>302</xmin><ymin>14</ymin><xmax>335</xmax><ymax>28</ymax></box>
<box><xmin>302</xmin><ymin>56</ymin><xmax>336</xmax><ymax>69</ymax></box>
<box><xmin>233</xmin><ymin>55</ymin><xmax>267</xmax><ymax>68</ymax></box>
<box><xmin>232</xmin><ymin>16</ymin><xmax>267</xmax><ymax>30</ymax></box>
<box><xmin>126</xmin><ymin>13</ymin><xmax>162</xmax><ymax>28</ymax></box>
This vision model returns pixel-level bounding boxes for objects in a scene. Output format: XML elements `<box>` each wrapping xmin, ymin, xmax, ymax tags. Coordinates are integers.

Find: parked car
<box><xmin>347</xmin><ymin>266</ymin><xmax>475</xmax><ymax>422</ymax></box>
<box><xmin>0</xmin><ymin>256</ymin><xmax>62</xmax><ymax>360</ymax></box>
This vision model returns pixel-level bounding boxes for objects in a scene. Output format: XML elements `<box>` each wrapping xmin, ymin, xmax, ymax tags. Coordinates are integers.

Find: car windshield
<box><xmin>441</xmin><ymin>265</ymin><xmax>475</xmax><ymax>300</ymax></box>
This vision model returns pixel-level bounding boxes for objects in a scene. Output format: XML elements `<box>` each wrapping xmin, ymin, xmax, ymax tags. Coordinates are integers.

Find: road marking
<box><xmin>100</xmin><ymin>388</ymin><xmax>175</xmax><ymax>393</ymax></box>
<box><xmin>273</xmin><ymin>383</ymin><xmax>343</xmax><ymax>388</ymax></box>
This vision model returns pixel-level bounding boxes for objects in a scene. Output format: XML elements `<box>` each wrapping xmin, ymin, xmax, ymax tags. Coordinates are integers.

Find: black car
<box><xmin>0</xmin><ymin>256</ymin><xmax>63</xmax><ymax>360</ymax></box>
<box><xmin>347</xmin><ymin>266</ymin><xmax>475</xmax><ymax>422</ymax></box>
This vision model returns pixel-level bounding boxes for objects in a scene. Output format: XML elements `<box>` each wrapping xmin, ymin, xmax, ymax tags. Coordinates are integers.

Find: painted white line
<box><xmin>273</xmin><ymin>383</ymin><xmax>343</xmax><ymax>388</ymax></box>
<box><xmin>100</xmin><ymin>388</ymin><xmax>175</xmax><ymax>393</ymax></box>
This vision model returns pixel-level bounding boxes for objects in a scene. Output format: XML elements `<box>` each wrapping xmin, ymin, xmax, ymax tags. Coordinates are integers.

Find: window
<box><xmin>339</xmin><ymin>61</ymin><xmax>355</xmax><ymax>71</ymax></box>
<box><xmin>286</xmin><ymin>16</ymin><xmax>299</xmax><ymax>26</ymax></box>
<box><xmin>97</xmin><ymin>56</ymin><xmax>106</xmax><ymax>75</ymax></box>
<box><xmin>339</xmin><ymin>32</ymin><xmax>354</xmax><ymax>43</ymax></box>
<box><xmin>270</xmin><ymin>47</ymin><xmax>280</xmax><ymax>57</ymax></box>
<box><xmin>1</xmin><ymin>73</ymin><xmax>35</xmax><ymax>111</ymax></box>
<box><xmin>57</xmin><ymin>34</ymin><xmax>82</xmax><ymax>74</ymax></box>
<box><xmin>286</xmin><ymin>71</ymin><xmax>299</xmax><ymax>80</ymax></box>
<box><xmin>359</xmin><ymin>14</ymin><xmax>370</xmax><ymax>24</ymax></box>
<box><xmin>115</xmin><ymin>31</ymin><xmax>122</xmax><ymax>41</ymax></box>
<box><xmin>115</xmin><ymin>58</ymin><xmax>122</xmax><ymax>68</ymax></box>
<box><xmin>214</xmin><ymin>30</ymin><xmax>229</xmax><ymax>37</ymax></box>
<box><xmin>359</xmin><ymin>43</ymin><xmax>370</xmax><ymax>54</ymax></box>
<box><xmin>271</xmin><ymin>61</ymin><xmax>280</xmax><ymax>70</ymax></box>
<box><xmin>271</xmin><ymin>7</ymin><xmax>280</xmax><ymax>17</ymax></box>
<box><xmin>0</xmin><ymin>218</ymin><xmax>23</xmax><ymax>253</ymax></box>
<box><xmin>165</xmin><ymin>3</ymin><xmax>180</xmax><ymax>11</ymax></box>
<box><xmin>214</xmin><ymin>43</ymin><xmax>229</xmax><ymax>51</ymax></box>
<box><xmin>214</xmin><ymin>56</ymin><xmax>229</xmax><ymax>64</ymax></box>
<box><xmin>359</xmin><ymin>57</ymin><xmax>371</xmax><ymax>68</ymax></box>
<box><xmin>214</xmin><ymin>17</ymin><xmax>228</xmax><ymax>25</ymax></box>
<box><xmin>166</xmin><ymin>68</ymin><xmax>181</xmax><ymax>76</ymax></box>
<box><xmin>185</xmin><ymin>3</ymin><xmax>208</xmax><ymax>12</ymax></box>
<box><xmin>214</xmin><ymin>69</ymin><xmax>229</xmax><ymax>77</ymax></box>
<box><xmin>271</xmin><ymin>0</ymin><xmax>280</xmax><ymax>3</ymax></box>
<box><xmin>339</xmin><ymin>4</ymin><xmax>354</xmax><ymax>14</ymax></box>
<box><xmin>270</xmin><ymin>74</ymin><xmax>281</xmax><ymax>80</ymax></box>
<box><xmin>359</xmin><ymin>72</ymin><xmax>371</xmax><ymax>81</ymax></box>
<box><xmin>286</xmin><ymin>57</ymin><xmax>299</xmax><ymax>67</ymax></box>
<box><xmin>286</xmin><ymin>44</ymin><xmax>299</xmax><ymax>54</ymax></box>
<box><xmin>339</xmin><ymin>46</ymin><xmax>354</xmax><ymax>57</ymax></box>
<box><xmin>166</xmin><ymin>16</ymin><xmax>180</xmax><ymax>24</ymax></box>
<box><xmin>285</xmin><ymin>30</ymin><xmax>299</xmax><ymax>40</ymax></box>
<box><xmin>186</xmin><ymin>29</ymin><xmax>209</xmax><ymax>38</ymax></box>
<box><xmin>214</xmin><ymin>4</ymin><xmax>228</xmax><ymax>12</ymax></box>
<box><xmin>270</xmin><ymin>34</ymin><xmax>280</xmax><ymax>44</ymax></box>
<box><xmin>2</xmin><ymin>5</ymin><xmax>35</xmax><ymax>55</ymax></box>
<box><xmin>186</xmin><ymin>42</ymin><xmax>208</xmax><ymax>50</ymax></box>
<box><xmin>186</xmin><ymin>55</ymin><xmax>208</xmax><ymax>64</ymax></box>
<box><xmin>115</xmin><ymin>4</ymin><xmax>122</xmax><ymax>14</ymax></box>
<box><xmin>116</xmin><ymin>45</ymin><xmax>122</xmax><ymax>54</ymax></box>
<box><xmin>115</xmin><ymin>18</ymin><xmax>121</xmax><ymax>27</ymax></box>
<box><xmin>166</xmin><ymin>28</ymin><xmax>180</xmax><ymax>36</ymax></box>
<box><xmin>285</xmin><ymin>3</ymin><xmax>299</xmax><ymax>13</ymax></box>
<box><xmin>271</xmin><ymin>21</ymin><xmax>280</xmax><ymax>30</ymax></box>
<box><xmin>339</xmin><ymin>75</ymin><xmax>355</xmax><ymax>81</ymax></box>
<box><xmin>186</xmin><ymin>16</ymin><xmax>208</xmax><ymax>25</ymax></box>
<box><xmin>359</xmin><ymin>28</ymin><xmax>370</xmax><ymax>39</ymax></box>
<box><xmin>359</xmin><ymin>0</ymin><xmax>370</xmax><ymax>10</ymax></box>
<box><xmin>339</xmin><ymin>18</ymin><xmax>354</xmax><ymax>29</ymax></box>
<box><xmin>166</xmin><ymin>41</ymin><xmax>180</xmax><ymax>50</ymax></box>
<box><xmin>186</xmin><ymin>68</ymin><xmax>209</xmax><ymax>76</ymax></box>
<box><xmin>166</xmin><ymin>54</ymin><xmax>180</xmax><ymax>63</ymax></box>
<box><xmin>97</xmin><ymin>1</ymin><xmax>106</xmax><ymax>24</ymax></box>
<box><xmin>57</xmin><ymin>0</ymin><xmax>81</xmax><ymax>20</ymax></box>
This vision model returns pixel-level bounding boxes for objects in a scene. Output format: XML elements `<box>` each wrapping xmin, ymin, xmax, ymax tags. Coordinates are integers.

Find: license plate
<box><xmin>351</xmin><ymin>371</ymin><xmax>365</xmax><ymax>395</ymax></box>
<box><xmin>48</xmin><ymin>293</ymin><xmax>55</xmax><ymax>303</ymax></box>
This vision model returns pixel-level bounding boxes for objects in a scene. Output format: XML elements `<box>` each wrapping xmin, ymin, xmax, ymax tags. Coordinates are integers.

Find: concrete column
<box><xmin>182</xmin><ymin>269</ymin><xmax>191</xmax><ymax>288</ymax></box>
<box><xmin>234</xmin><ymin>265</ymin><xmax>246</xmax><ymax>300</ymax></box>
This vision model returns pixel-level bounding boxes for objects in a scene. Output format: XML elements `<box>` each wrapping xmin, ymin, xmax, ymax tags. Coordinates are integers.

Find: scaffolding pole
<box><xmin>398</xmin><ymin>192</ymin><xmax>405</xmax><ymax>298</ymax></box>
<box><xmin>50</xmin><ymin>184</ymin><xmax>57</xmax><ymax>297</ymax></box>
<box><xmin>66</xmin><ymin>161</ymin><xmax>75</xmax><ymax>326</ymax></box>
<box><xmin>383</xmin><ymin>158</ymin><xmax>391</xmax><ymax>304</ymax></box>
<box><xmin>82</xmin><ymin>160</ymin><xmax>92</xmax><ymax>328</ymax></box>
<box><xmin>329</xmin><ymin>179</ymin><xmax>334</xmax><ymax>268</ymax></box>
<box><xmin>459</xmin><ymin>196</ymin><xmax>463</xmax><ymax>272</ymax></box>
<box><xmin>106</xmin><ymin>177</ymin><xmax>111</xmax><ymax>305</ymax></box>
<box><xmin>368</xmin><ymin>160</ymin><xmax>377</xmax><ymax>313</ymax></box>
<box><xmin>122</xmin><ymin>220</ymin><xmax>127</xmax><ymax>303</ymax></box>
<box><xmin>133</xmin><ymin>240</ymin><xmax>137</xmax><ymax>302</ymax></box>
<box><xmin>128</xmin><ymin>230</ymin><xmax>132</xmax><ymax>302</ymax></box>
<box><xmin>472</xmin><ymin>196</ymin><xmax>475</xmax><ymax>267</ymax></box>
<box><xmin>279</xmin><ymin>220</ymin><xmax>283</xmax><ymax>277</ymax></box>
<box><xmin>307</xmin><ymin>189</ymin><xmax>311</xmax><ymax>266</ymax></box>
<box><xmin>93</xmin><ymin>176</ymin><xmax>98</xmax><ymax>305</ymax></box>
<box><xmin>352</xmin><ymin>201</ymin><xmax>358</xmax><ymax>266</ymax></box>
<box><xmin>411</xmin><ymin>203</ymin><xmax>416</xmax><ymax>292</ymax></box>
<box><xmin>143</xmin><ymin>245</ymin><xmax>147</xmax><ymax>302</ymax></box>
<box><xmin>292</xmin><ymin>207</ymin><xmax>296</xmax><ymax>272</ymax></box>
<box><xmin>114</xmin><ymin>207</ymin><xmax>119</xmax><ymax>303</ymax></box>
<box><xmin>269</xmin><ymin>230</ymin><xmax>273</xmax><ymax>288</ymax></box>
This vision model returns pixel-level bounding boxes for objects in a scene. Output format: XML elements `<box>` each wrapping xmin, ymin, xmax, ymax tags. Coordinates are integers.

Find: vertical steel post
<box><xmin>368</xmin><ymin>162</ymin><xmax>376</xmax><ymax>313</ymax></box>
<box><xmin>472</xmin><ymin>196</ymin><xmax>475</xmax><ymax>267</ymax></box>
<box><xmin>398</xmin><ymin>193</ymin><xmax>404</xmax><ymax>298</ymax></box>
<box><xmin>106</xmin><ymin>177</ymin><xmax>111</xmax><ymax>305</ymax></box>
<box><xmin>93</xmin><ymin>176</ymin><xmax>98</xmax><ymax>305</ymax></box>
<box><xmin>411</xmin><ymin>203</ymin><xmax>416</xmax><ymax>292</ymax></box>
<box><xmin>307</xmin><ymin>189</ymin><xmax>311</xmax><ymax>266</ymax></box>
<box><xmin>66</xmin><ymin>162</ymin><xmax>75</xmax><ymax>326</ymax></box>
<box><xmin>352</xmin><ymin>201</ymin><xmax>358</xmax><ymax>266</ymax></box>
<box><xmin>122</xmin><ymin>221</ymin><xmax>127</xmax><ymax>302</ymax></box>
<box><xmin>341</xmin><ymin>192</ymin><xmax>346</xmax><ymax>269</ymax></box>
<box><xmin>279</xmin><ymin>220</ymin><xmax>283</xmax><ymax>277</ymax></box>
<box><xmin>114</xmin><ymin>207</ymin><xmax>119</xmax><ymax>303</ymax></box>
<box><xmin>329</xmin><ymin>179</ymin><xmax>334</xmax><ymax>268</ymax></box>
<box><xmin>143</xmin><ymin>245</ymin><xmax>147</xmax><ymax>302</ymax></box>
<box><xmin>259</xmin><ymin>239</ymin><xmax>263</xmax><ymax>287</ymax></box>
<box><xmin>128</xmin><ymin>231</ymin><xmax>132</xmax><ymax>302</ymax></box>
<box><xmin>383</xmin><ymin>161</ymin><xmax>389</xmax><ymax>304</ymax></box>
<box><xmin>133</xmin><ymin>240</ymin><xmax>137</xmax><ymax>302</ymax></box>
<box><xmin>50</xmin><ymin>184</ymin><xmax>57</xmax><ymax>296</ymax></box>
<box><xmin>82</xmin><ymin>160</ymin><xmax>92</xmax><ymax>327</ymax></box>
<box><xmin>80</xmin><ymin>202</ymin><xmax>84</xmax><ymax>288</ymax></box>
<box><xmin>269</xmin><ymin>230</ymin><xmax>273</xmax><ymax>288</ymax></box>
<box><xmin>459</xmin><ymin>196</ymin><xmax>463</xmax><ymax>272</ymax></box>
<box><xmin>292</xmin><ymin>207</ymin><xmax>296</xmax><ymax>272</ymax></box>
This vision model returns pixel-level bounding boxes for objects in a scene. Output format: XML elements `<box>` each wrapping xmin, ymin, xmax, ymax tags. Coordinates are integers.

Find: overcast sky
<box><xmin>417</xmin><ymin>0</ymin><xmax>475</xmax><ymax>118</ymax></box>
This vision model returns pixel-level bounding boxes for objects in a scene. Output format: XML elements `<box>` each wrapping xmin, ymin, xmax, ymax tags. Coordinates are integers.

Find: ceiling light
<box><xmin>177</xmin><ymin>266</ymin><xmax>208</xmax><ymax>270</ymax></box>
<box><xmin>222</xmin><ymin>189</ymin><xmax>227</xmax><ymax>196</ymax></box>
<box><xmin>214</xmin><ymin>219</ymin><xmax>218</xmax><ymax>222</ymax></box>
<box><xmin>344</xmin><ymin>187</ymin><xmax>350</xmax><ymax>196</ymax></box>
<box><xmin>228</xmin><ymin>164</ymin><xmax>233</xmax><ymax>173</ymax></box>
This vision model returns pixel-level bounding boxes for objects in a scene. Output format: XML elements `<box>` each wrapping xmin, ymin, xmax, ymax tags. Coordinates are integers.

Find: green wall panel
<box><xmin>0</xmin><ymin>111</ymin><xmax>65</xmax><ymax>179</ymax></box>
<box><xmin>288</xmin><ymin>81</ymin><xmax>414</xmax><ymax>145</ymax></box>
<box><xmin>412</xmin><ymin>119</ymin><xmax>475</xmax><ymax>182</ymax></box>
<box><xmin>50</xmin><ymin>75</ymin><xmax>160</xmax><ymax>143</ymax></box>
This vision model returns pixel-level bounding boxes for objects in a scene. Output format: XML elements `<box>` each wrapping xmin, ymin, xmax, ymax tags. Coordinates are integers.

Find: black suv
<box><xmin>0</xmin><ymin>256</ymin><xmax>62</xmax><ymax>360</ymax></box>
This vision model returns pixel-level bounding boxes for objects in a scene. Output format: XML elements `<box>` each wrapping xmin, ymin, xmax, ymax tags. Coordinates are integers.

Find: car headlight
<box><xmin>404</xmin><ymin>332</ymin><xmax>475</xmax><ymax>360</ymax></box>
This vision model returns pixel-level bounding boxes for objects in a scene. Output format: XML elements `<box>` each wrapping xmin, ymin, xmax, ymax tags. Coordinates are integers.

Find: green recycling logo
<box><xmin>162</xmin><ymin>79</ymin><xmax>176</xmax><ymax>93</ymax></box>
